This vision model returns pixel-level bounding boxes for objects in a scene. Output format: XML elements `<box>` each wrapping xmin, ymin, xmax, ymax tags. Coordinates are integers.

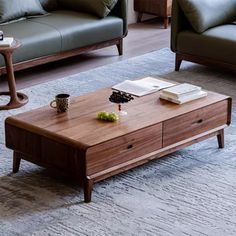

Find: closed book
<box><xmin>160</xmin><ymin>90</ymin><xmax>207</xmax><ymax>104</ymax></box>
<box><xmin>161</xmin><ymin>83</ymin><xmax>201</xmax><ymax>98</ymax></box>
<box><xmin>162</xmin><ymin>89</ymin><xmax>203</xmax><ymax>100</ymax></box>
<box><xmin>0</xmin><ymin>37</ymin><xmax>14</xmax><ymax>47</ymax></box>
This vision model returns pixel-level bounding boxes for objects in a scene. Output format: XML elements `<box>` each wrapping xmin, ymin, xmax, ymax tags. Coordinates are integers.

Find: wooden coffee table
<box><xmin>5</xmin><ymin>86</ymin><xmax>232</xmax><ymax>202</ymax></box>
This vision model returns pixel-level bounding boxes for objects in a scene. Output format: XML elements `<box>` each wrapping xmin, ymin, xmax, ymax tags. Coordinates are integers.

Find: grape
<box><xmin>108</xmin><ymin>112</ymin><xmax>119</xmax><ymax>121</ymax></box>
<box><xmin>97</xmin><ymin>111</ymin><xmax>119</xmax><ymax>122</ymax></box>
<box><xmin>97</xmin><ymin>111</ymin><xmax>109</xmax><ymax>120</ymax></box>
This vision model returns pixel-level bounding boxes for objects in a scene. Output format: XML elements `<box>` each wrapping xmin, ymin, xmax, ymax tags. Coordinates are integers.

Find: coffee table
<box><xmin>5</xmin><ymin>86</ymin><xmax>232</xmax><ymax>202</ymax></box>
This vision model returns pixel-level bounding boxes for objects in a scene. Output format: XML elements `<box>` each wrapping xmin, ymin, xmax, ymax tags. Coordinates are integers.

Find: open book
<box><xmin>112</xmin><ymin>77</ymin><xmax>175</xmax><ymax>96</ymax></box>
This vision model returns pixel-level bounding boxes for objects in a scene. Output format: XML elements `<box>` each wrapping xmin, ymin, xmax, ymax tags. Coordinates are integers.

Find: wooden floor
<box><xmin>0</xmin><ymin>20</ymin><xmax>170</xmax><ymax>91</ymax></box>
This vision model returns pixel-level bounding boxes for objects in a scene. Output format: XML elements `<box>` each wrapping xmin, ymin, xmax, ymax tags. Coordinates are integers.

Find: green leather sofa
<box><xmin>0</xmin><ymin>0</ymin><xmax>127</xmax><ymax>75</ymax></box>
<box><xmin>171</xmin><ymin>0</ymin><xmax>236</xmax><ymax>72</ymax></box>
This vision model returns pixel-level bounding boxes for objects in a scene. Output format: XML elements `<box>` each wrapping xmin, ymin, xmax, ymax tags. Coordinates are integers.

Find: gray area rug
<box><xmin>0</xmin><ymin>48</ymin><xmax>235</xmax><ymax>236</ymax></box>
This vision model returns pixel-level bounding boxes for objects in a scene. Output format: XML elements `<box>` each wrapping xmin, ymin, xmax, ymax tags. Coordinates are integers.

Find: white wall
<box><xmin>127</xmin><ymin>0</ymin><xmax>137</xmax><ymax>24</ymax></box>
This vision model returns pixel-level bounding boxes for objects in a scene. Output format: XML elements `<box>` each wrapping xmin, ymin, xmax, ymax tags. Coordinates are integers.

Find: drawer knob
<box><xmin>127</xmin><ymin>144</ymin><xmax>133</xmax><ymax>149</ymax></box>
<box><xmin>197</xmin><ymin>119</ymin><xmax>203</xmax><ymax>124</ymax></box>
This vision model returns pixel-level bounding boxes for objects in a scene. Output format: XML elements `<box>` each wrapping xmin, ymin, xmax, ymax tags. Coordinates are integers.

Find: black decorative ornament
<box><xmin>109</xmin><ymin>90</ymin><xmax>134</xmax><ymax>115</ymax></box>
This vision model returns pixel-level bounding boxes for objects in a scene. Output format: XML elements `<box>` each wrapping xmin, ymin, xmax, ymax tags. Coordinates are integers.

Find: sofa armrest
<box><xmin>110</xmin><ymin>0</ymin><xmax>128</xmax><ymax>36</ymax></box>
<box><xmin>171</xmin><ymin>0</ymin><xmax>191</xmax><ymax>52</ymax></box>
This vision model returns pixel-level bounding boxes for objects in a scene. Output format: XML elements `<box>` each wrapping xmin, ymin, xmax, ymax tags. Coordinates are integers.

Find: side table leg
<box><xmin>3</xmin><ymin>52</ymin><xmax>19</xmax><ymax>103</ymax></box>
<box><xmin>217</xmin><ymin>130</ymin><xmax>224</xmax><ymax>149</ymax></box>
<box><xmin>84</xmin><ymin>176</ymin><xmax>94</xmax><ymax>203</ymax></box>
<box><xmin>13</xmin><ymin>151</ymin><xmax>21</xmax><ymax>173</ymax></box>
<box><xmin>0</xmin><ymin>52</ymin><xmax>28</xmax><ymax>110</ymax></box>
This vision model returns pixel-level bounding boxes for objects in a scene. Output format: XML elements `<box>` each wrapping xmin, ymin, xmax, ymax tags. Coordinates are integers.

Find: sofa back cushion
<box><xmin>0</xmin><ymin>0</ymin><xmax>47</xmax><ymax>24</ymax></box>
<box><xmin>39</xmin><ymin>0</ymin><xmax>57</xmax><ymax>11</ymax></box>
<box><xmin>58</xmin><ymin>0</ymin><xmax>118</xmax><ymax>18</ymax></box>
<box><xmin>178</xmin><ymin>0</ymin><xmax>236</xmax><ymax>33</ymax></box>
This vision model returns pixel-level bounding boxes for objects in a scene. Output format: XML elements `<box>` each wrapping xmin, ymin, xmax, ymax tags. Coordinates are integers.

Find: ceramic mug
<box><xmin>50</xmin><ymin>94</ymin><xmax>70</xmax><ymax>113</ymax></box>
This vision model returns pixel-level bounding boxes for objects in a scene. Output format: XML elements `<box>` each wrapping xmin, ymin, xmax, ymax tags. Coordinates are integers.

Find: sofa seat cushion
<box><xmin>0</xmin><ymin>19</ymin><xmax>61</xmax><ymax>67</ymax></box>
<box><xmin>177</xmin><ymin>24</ymin><xmax>236</xmax><ymax>65</ymax></box>
<box><xmin>29</xmin><ymin>10</ymin><xmax>123</xmax><ymax>51</ymax></box>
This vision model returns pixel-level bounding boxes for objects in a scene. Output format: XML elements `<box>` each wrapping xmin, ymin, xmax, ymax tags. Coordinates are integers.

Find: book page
<box><xmin>112</xmin><ymin>77</ymin><xmax>176</xmax><ymax>97</ymax></box>
<box><xmin>137</xmin><ymin>77</ymin><xmax>175</xmax><ymax>90</ymax></box>
<box><xmin>112</xmin><ymin>80</ymin><xmax>155</xmax><ymax>96</ymax></box>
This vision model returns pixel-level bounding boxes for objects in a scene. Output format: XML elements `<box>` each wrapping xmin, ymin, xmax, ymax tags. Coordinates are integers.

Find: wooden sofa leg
<box><xmin>175</xmin><ymin>54</ymin><xmax>182</xmax><ymax>71</ymax></box>
<box><xmin>116</xmin><ymin>39</ymin><xmax>123</xmax><ymax>56</ymax></box>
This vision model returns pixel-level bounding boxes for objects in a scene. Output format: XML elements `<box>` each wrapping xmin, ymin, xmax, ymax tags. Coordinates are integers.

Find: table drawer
<box><xmin>163</xmin><ymin>100</ymin><xmax>229</xmax><ymax>147</ymax></box>
<box><xmin>86</xmin><ymin>123</ymin><xmax>162</xmax><ymax>175</ymax></box>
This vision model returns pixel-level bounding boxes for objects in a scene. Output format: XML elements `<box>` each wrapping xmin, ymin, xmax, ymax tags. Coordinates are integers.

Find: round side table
<box><xmin>0</xmin><ymin>39</ymin><xmax>28</xmax><ymax>110</ymax></box>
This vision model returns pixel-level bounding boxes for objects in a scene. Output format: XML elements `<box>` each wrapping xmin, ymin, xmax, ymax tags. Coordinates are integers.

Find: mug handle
<box><xmin>50</xmin><ymin>100</ymin><xmax>57</xmax><ymax>108</ymax></box>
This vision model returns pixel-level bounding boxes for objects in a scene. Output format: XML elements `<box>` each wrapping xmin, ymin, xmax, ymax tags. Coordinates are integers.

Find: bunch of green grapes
<box><xmin>97</xmin><ymin>111</ymin><xmax>119</xmax><ymax>122</ymax></box>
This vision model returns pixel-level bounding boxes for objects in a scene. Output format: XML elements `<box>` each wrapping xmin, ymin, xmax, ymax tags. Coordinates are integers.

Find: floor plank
<box><xmin>0</xmin><ymin>20</ymin><xmax>170</xmax><ymax>90</ymax></box>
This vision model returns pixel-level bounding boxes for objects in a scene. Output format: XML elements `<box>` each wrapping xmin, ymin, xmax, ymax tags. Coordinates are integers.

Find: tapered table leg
<box><xmin>84</xmin><ymin>177</ymin><xmax>94</xmax><ymax>203</ymax></box>
<box><xmin>13</xmin><ymin>151</ymin><xmax>21</xmax><ymax>173</ymax></box>
<box><xmin>217</xmin><ymin>129</ymin><xmax>224</xmax><ymax>149</ymax></box>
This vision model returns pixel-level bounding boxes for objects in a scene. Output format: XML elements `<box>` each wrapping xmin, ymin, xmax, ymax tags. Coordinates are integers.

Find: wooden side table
<box><xmin>134</xmin><ymin>0</ymin><xmax>172</xmax><ymax>29</ymax></box>
<box><xmin>0</xmin><ymin>39</ymin><xmax>28</xmax><ymax>110</ymax></box>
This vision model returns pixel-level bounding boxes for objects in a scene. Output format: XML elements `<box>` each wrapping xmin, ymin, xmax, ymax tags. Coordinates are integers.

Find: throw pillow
<box><xmin>178</xmin><ymin>0</ymin><xmax>236</xmax><ymax>33</ymax></box>
<box><xmin>0</xmin><ymin>0</ymin><xmax>47</xmax><ymax>24</ymax></box>
<box><xmin>58</xmin><ymin>0</ymin><xmax>118</xmax><ymax>18</ymax></box>
<box><xmin>39</xmin><ymin>0</ymin><xmax>57</xmax><ymax>11</ymax></box>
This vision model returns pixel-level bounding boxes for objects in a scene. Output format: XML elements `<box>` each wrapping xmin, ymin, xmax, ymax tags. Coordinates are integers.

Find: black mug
<box><xmin>50</xmin><ymin>94</ymin><xmax>70</xmax><ymax>113</ymax></box>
